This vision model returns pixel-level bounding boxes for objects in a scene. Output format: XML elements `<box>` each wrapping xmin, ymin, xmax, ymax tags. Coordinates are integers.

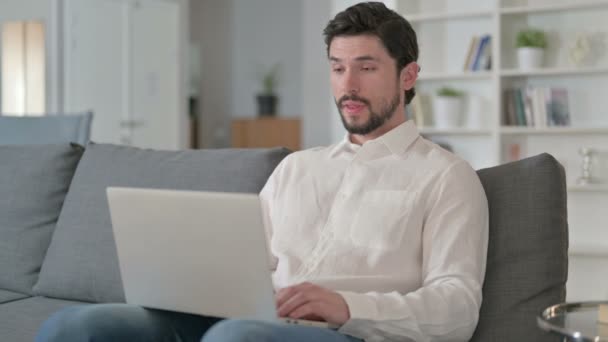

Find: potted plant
<box><xmin>433</xmin><ymin>87</ymin><xmax>465</xmax><ymax>129</ymax></box>
<box><xmin>256</xmin><ymin>64</ymin><xmax>280</xmax><ymax>117</ymax></box>
<box><xmin>516</xmin><ymin>28</ymin><xmax>547</xmax><ymax>70</ymax></box>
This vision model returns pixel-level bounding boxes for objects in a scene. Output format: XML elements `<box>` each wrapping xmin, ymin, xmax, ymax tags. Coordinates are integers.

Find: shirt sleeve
<box><xmin>336</xmin><ymin>160</ymin><xmax>489</xmax><ymax>342</ymax></box>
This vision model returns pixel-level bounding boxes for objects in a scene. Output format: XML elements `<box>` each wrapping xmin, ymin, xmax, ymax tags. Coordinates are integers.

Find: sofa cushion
<box><xmin>34</xmin><ymin>143</ymin><xmax>290</xmax><ymax>303</ymax></box>
<box><xmin>0</xmin><ymin>296</ymin><xmax>86</xmax><ymax>342</ymax></box>
<box><xmin>0</xmin><ymin>144</ymin><xmax>84</xmax><ymax>294</ymax></box>
<box><xmin>0</xmin><ymin>289</ymin><xmax>28</xmax><ymax>304</ymax></box>
<box><xmin>470</xmin><ymin>153</ymin><xmax>568</xmax><ymax>342</ymax></box>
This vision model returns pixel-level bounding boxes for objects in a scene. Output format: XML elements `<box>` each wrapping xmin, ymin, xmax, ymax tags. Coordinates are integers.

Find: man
<box><xmin>36</xmin><ymin>2</ymin><xmax>488</xmax><ymax>342</ymax></box>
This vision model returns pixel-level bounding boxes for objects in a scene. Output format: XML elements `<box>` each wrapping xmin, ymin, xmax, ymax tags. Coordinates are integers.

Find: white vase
<box><xmin>517</xmin><ymin>47</ymin><xmax>544</xmax><ymax>70</ymax></box>
<box><xmin>465</xmin><ymin>95</ymin><xmax>485</xmax><ymax>129</ymax></box>
<box><xmin>433</xmin><ymin>96</ymin><xmax>463</xmax><ymax>129</ymax></box>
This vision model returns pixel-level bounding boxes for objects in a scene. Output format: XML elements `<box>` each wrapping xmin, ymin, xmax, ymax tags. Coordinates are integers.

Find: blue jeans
<box><xmin>36</xmin><ymin>304</ymin><xmax>363</xmax><ymax>342</ymax></box>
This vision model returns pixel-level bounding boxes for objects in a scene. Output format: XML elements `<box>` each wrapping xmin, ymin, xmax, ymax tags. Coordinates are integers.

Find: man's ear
<box><xmin>401</xmin><ymin>62</ymin><xmax>419</xmax><ymax>90</ymax></box>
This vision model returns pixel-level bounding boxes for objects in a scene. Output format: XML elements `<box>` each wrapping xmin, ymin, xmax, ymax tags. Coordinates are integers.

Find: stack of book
<box><xmin>502</xmin><ymin>87</ymin><xmax>571</xmax><ymax>127</ymax></box>
<box><xmin>463</xmin><ymin>34</ymin><xmax>492</xmax><ymax>72</ymax></box>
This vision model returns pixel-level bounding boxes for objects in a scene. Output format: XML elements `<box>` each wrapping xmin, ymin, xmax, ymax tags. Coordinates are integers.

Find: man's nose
<box><xmin>343</xmin><ymin>70</ymin><xmax>360</xmax><ymax>94</ymax></box>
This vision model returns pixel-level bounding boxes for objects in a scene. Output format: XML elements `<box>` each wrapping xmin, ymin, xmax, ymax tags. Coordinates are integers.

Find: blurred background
<box><xmin>0</xmin><ymin>0</ymin><xmax>340</xmax><ymax>151</ymax></box>
<box><xmin>1</xmin><ymin>0</ymin><xmax>608</xmax><ymax>301</ymax></box>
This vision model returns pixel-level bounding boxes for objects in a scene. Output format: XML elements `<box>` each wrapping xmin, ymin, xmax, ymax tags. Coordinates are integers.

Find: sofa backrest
<box><xmin>471</xmin><ymin>153</ymin><xmax>568</xmax><ymax>342</ymax></box>
<box><xmin>0</xmin><ymin>112</ymin><xmax>93</xmax><ymax>146</ymax></box>
<box><xmin>33</xmin><ymin>143</ymin><xmax>290</xmax><ymax>303</ymax></box>
<box><xmin>0</xmin><ymin>144</ymin><xmax>84</xmax><ymax>294</ymax></box>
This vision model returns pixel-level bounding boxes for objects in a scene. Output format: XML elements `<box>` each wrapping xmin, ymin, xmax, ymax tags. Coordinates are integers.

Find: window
<box><xmin>1</xmin><ymin>21</ymin><xmax>45</xmax><ymax>116</ymax></box>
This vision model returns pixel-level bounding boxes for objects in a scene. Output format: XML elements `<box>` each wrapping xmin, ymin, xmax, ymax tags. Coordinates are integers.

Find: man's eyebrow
<box><xmin>354</xmin><ymin>55</ymin><xmax>378</xmax><ymax>62</ymax></box>
<box><xmin>329</xmin><ymin>55</ymin><xmax>379</xmax><ymax>62</ymax></box>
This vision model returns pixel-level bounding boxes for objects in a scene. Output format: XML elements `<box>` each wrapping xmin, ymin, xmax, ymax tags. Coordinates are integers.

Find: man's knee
<box><xmin>202</xmin><ymin>319</ymin><xmax>279</xmax><ymax>342</ymax></box>
<box><xmin>36</xmin><ymin>304</ymin><xmax>135</xmax><ymax>342</ymax></box>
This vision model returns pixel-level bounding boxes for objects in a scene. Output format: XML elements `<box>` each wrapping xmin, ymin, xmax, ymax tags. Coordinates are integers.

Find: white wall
<box><xmin>301</xmin><ymin>1</ymin><xmax>333</xmax><ymax>147</ymax></box>
<box><xmin>232</xmin><ymin>0</ymin><xmax>302</xmax><ymax>120</ymax></box>
<box><xmin>190</xmin><ymin>0</ymin><xmax>234</xmax><ymax>148</ymax></box>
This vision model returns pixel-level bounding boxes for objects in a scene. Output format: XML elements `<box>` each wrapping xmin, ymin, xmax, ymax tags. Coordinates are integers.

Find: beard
<box><xmin>336</xmin><ymin>89</ymin><xmax>401</xmax><ymax>136</ymax></box>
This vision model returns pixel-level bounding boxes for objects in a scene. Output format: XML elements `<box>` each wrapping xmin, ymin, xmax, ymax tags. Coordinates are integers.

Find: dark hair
<box><xmin>323</xmin><ymin>2</ymin><xmax>419</xmax><ymax>104</ymax></box>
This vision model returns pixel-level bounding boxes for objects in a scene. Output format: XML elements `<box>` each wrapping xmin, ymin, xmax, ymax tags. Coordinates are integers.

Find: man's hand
<box><xmin>275</xmin><ymin>282</ymin><xmax>350</xmax><ymax>325</ymax></box>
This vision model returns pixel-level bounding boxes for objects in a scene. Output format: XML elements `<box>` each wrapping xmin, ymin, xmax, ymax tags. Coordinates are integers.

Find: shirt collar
<box><xmin>339</xmin><ymin>120</ymin><xmax>420</xmax><ymax>156</ymax></box>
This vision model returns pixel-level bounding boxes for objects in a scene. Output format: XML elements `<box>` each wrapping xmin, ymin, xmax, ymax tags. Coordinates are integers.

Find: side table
<box><xmin>538</xmin><ymin>301</ymin><xmax>608</xmax><ymax>341</ymax></box>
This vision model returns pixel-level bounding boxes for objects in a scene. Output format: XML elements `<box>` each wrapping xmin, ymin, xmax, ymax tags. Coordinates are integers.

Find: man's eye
<box><xmin>362</xmin><ymin>66</ymin><xmax>375</xmax><ymax>71</ymax></box>
<box><xmin>333</xmin><ymin>68</ymin><xmax>344</xmax><ymax>73</ymax></box>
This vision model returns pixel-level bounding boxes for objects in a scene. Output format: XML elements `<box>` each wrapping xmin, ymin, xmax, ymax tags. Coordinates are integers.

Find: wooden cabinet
<box><xmin>231</xmin><ymin>117</ymin><xmax>301</xmax><ymax>151</ymax></box>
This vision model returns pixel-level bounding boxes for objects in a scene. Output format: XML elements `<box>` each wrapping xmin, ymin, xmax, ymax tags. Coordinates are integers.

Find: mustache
<box><xmin>337</xmin><ymin>95</ymin><xmax>371</xmax><ymax>107</ymax></box>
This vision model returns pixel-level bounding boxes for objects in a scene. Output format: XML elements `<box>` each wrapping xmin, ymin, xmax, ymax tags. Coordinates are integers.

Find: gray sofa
<box><xmin>0</xmin><ymin>142</ymin><xmax>567</xmax><ymax>342</ymax></box>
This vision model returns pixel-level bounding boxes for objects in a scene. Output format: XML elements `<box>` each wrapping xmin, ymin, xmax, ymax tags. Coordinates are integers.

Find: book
<box><xmin>503</xmin><ymin>89</ymin><xmax>517</xmax><ymax>126</ymax></box>
<box><xmin>502</xmin><ymin>90</ymin><xmax>511</xmax><ymax>125</ymax></box>
<box><xmin>477</xmin><ymin>35</ymin><xmax>492</xmax><ymax>71</ymax></box>
<box><xmin>550</xmin><ymin>88</ymin><xmax>570</xmax><ymax>126</ymax></box>
<box><xmin>471</xmin><ymin>35</ymin><xmax>491</xmax><ymax>71</ymax></box>
<box><xmin>463</xmin><ymin>36</ymin><xmax>479</xmax><ymax>71</ymax></box>
<box><xmin>514</xmin><ymin>88</ymin><xmax>527</xmax><ymax>126</ymax></box>
<box><xmin>535</xmin><ymin>88</ymin><xmax>548</xmax><ymax>128</ymax></box>
<box><xmin>523</xmin><ymin>87</ymin><xmax>534</xmax><ymax>127</ymax></box>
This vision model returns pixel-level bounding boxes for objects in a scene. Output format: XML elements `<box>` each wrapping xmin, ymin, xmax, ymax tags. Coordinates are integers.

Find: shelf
<box><xmin>419</xmin><ymin>127</ymin><xmax>493</xmax><ymax>136</ymax></box>
<box><xmin>418</xmin><ymin>71</ymin><xmax>492</xmax><ymax>81</ymax></box>
<box><xmin>500</xmin><ymin>66</ymin><xmax>608</xmax><ymax>78</ymax></box>
<box><xmin>568</xmin><ymin>185</ymin><xmax>608</xmax><ymax>193</ymax></box>
<box><xmin>407</xmin><ymin>10</ymin><xmax>493</xmax><ymax>23</ymax></box>
<box><xmin>500</xmin><ymin>1</ymin><xmax>608</xmax><ymax>15</ymax></box>
<box><xmin>569</xmin><ymin>243</ymin><xmax>608</xmax><ymax>257</ymax></box>
<box><xmin>500</xmin><ymin>127</ymin><xmax>608</xmax><ymax>135</ymax></box>
<box><xmin>393</xmin><ymin>2</ymin><xmax>608</xmax><ymax>282</ymax></box>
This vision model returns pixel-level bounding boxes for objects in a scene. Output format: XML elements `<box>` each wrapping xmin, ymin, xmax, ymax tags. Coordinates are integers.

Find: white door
<box><xmin>63</xmin><ymin>0</ymin><xmax>185</xmax><ymax>149</ymax></box>
<box><xmin>130</xmin><ymin>0</ymin><xmax>181</xmax><ymax>149</ymax></box>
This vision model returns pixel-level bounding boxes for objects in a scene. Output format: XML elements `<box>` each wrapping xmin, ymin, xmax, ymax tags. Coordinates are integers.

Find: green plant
<box><xmin>437</xmin><ymin>87</ymin><xmax>464</xmax><ymax>97</ymax></box>
<box><xmin>260</xmin><ymin>64</ymin><xmax>280</xmax><ymax>95</ymax></box>
<box><xmin>516</xmin><ymin>29</ymin><xmax>547</xmax><ymax>49</ymax></box>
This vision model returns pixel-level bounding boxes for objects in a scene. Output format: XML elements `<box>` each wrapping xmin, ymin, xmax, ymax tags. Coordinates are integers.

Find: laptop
<box><xmin>106</xmin><ymin>187</ymin><xmax>334</xmax><ymax>329</ymax></box>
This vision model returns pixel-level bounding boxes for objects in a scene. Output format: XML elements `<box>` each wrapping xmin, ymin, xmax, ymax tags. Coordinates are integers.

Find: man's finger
<box><xmin>288</xmin><ymin>301</ymin><xmax>324</xmax><ymax>320</ymax></box>
<box><xmin>277</xmin><ymin>290</ymin><xmax>316</xmax><ymax>317</ymax></box>
<box><xmin>275</xmin><ymin>286</ymin><xmax>297</xmax><ymax>308</ymax></box>
<box><xmin>275</xmin><ymin>282</ymin><xmax>317</xmax><ymax>308</ymax></box>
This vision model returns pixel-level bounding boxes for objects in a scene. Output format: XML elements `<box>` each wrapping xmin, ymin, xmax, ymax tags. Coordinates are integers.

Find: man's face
<box><xmin>329</xmin><ymin>35</ymin><xmax>403</xmax><ymax>136</ymax></box>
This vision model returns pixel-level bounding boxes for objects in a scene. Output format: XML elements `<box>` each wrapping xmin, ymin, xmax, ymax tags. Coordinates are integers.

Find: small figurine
<box><xmin>569</xmin><ymin>33</ymin><xmax>591</xmax><ymax>66</ymax></box>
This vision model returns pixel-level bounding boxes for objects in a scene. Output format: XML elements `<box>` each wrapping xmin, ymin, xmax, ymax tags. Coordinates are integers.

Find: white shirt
<box><xmin>259</xmin><ymin>121</ymin><xmax>489</xmax><ymax>342</ymax></box>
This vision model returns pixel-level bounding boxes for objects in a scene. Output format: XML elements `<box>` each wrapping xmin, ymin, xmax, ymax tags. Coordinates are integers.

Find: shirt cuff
<box><xmin>337</xmin><ymin>290</ymin><xmax>379</xmax><ymax>321</ymax></box>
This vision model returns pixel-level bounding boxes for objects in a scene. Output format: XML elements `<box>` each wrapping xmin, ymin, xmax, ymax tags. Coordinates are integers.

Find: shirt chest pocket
<box><xmin>348</xmin><ymin>190</ymin><xmax>418</xmax><ymax>250</ymax></box>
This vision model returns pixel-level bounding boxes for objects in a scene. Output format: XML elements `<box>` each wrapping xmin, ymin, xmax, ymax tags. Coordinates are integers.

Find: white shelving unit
<box><xmin>396</xmin><ymin>0</ymin><xmax>608</xmax><ymax>301</ymax></box>
<box><xmin>500</xmin><ymin>65</ymin><xmax>608</xmax><ymax>77</ymax></box>
<box><xmin>500</xmin><ymin>127</ymin><xmax>608</xmax><ymax>135</ymax></box>
<box><xmin>499</xmin><ymin>0</ymin><xmax>608</xmax><ymax>15</ymax></box>
<box><xmin>568</xmin><ymin>185</ymin><xmax>608</xmax><ymax>192</ymax></box>
<box><xmin>407</xmin><ymin>10</ymin><xmax>493</xmax><ymax>23</ymax></box>
<box><xmin>569</xmin><ymin>243</ymin><xmax>608</xmax><ymax>257</ymax></box>
<box><xmin>419</xmin><ymin>127</ymin><xmax>493</xmax><ymax>136</ymax></box>
<box><xmin>418</xmin><ymin>71</ymin><xmax>493</xmax><ymax>81</ymax></box>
